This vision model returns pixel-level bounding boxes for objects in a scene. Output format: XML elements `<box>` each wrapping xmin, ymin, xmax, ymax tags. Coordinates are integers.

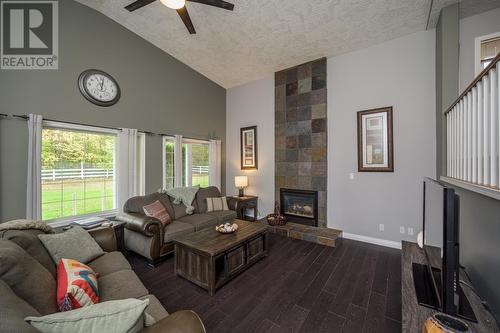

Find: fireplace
<box><xmin>280</xmin><ymin>189</ymin><xmax>318</xmax><ymax>227</ymax></box>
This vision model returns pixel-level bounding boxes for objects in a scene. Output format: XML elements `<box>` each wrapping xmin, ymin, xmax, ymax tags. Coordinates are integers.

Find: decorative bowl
<box><xmin>215</xmin><ymin>222</ymin><xmax>239</xmax><ymax>234</ymax></box>
<box><xmin>266</xmin><ymin>213</ymin><xmax>287</xmax><ymax>226</ymax></box>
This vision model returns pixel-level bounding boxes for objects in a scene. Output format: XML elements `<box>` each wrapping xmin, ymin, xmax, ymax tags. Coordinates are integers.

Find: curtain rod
<box><xmin>9</xmin><ymin>114</ymin><xmax>216</xmax><ymax>141</ymax></box>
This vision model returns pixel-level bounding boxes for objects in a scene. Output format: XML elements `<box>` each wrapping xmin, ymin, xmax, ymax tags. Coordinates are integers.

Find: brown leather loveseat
<box><xmin>116</xmin><ymin>186</ymin><xmax>237</xmax><ymax>265</ymax></box>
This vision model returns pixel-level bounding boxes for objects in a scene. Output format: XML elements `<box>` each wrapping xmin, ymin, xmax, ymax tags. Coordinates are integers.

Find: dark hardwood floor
<box><xmin>127</xmin><ymin>233</ymin><xmax>402</xmax><ymax>333</ymax></box>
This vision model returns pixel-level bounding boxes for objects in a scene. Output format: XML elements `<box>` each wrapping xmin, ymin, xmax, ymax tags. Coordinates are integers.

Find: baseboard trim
<box><xmin>342</xmin><ymin>233</ymin><xmax>402</xmax><ymax>249</ymax></box>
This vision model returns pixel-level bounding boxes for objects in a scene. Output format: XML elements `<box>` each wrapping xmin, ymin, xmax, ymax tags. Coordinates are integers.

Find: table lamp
<box><xmin>234</xmin><ymin>176</ymin><xmax>248</xmax><ymax>197</ymax></box>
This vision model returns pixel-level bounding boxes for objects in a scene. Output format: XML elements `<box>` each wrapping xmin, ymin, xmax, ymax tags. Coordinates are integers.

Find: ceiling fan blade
<box><xmin>187</xmin><ymin>0</ymin><xmax>234</xmax><ymax>11</ymax></box>
<box><xmin>177</xmin><ymin>7</ymin><xmax>196</xmax><ymax>34</ymax></box>
<box><xmin>125</xmin><ymin>0</ymin><xmax>156</xmax><ymax>12</ymax></box>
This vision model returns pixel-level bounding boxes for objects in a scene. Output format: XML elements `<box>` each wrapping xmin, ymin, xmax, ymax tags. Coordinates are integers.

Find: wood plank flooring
<box><xmin>127</xmin><ymin>233</ymin><xmax>402</xmax><ymax>333</ymax></box>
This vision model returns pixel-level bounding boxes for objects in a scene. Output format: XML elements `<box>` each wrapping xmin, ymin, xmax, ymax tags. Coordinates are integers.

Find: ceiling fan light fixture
<box><xmin>160</xmin><ymin>0</ymin><xmax>186</xmax><ymax>9</ymax></box>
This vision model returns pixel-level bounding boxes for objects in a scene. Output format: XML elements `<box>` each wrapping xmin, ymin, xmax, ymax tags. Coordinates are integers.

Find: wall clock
<box><xmin>78</xmin><ymin>69</ymin><xmax>121</xmax><ymax>107</ymax></box>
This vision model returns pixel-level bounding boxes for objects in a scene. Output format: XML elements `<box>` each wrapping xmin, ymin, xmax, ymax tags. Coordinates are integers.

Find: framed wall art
<box><xmin>357</xmin><ymin>107</ymin><xmax>394</xmax><ymax>172</ymax></box>
<box><xmin>240</xmin><ymin>126</ymin><xmax>258</xmax><ymax>170</ymax></box>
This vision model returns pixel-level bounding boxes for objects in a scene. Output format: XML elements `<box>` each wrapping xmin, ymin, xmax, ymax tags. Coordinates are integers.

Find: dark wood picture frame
<box><xmin>240</xmin><ymin>126</ymin><xmax>258</xmax><ymax>170</ymax></box>
<box><xmin>357</xmin><ymin>107</ymin><xmax>394</xmax><ymax>172</ymax></box>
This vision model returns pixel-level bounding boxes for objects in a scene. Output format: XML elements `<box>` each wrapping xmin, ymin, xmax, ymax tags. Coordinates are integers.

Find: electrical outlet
<box><xmin>408</xmin><ymin>228</ymin><xmax>414</xmax><ymax>236</ymax></box>
<box><xmin>349</xmin><ymin>173</ymin><xmax>355</xmax><ymax>180</ymax></box>
<box><xmin>400</xmin><ymin>226</ymin><xmax>405</xmax><ymax>234</ymax></box>
<box><xmin>379</xmin><ymin>224</ymin><xmax>384</xmax><ymax>232</ymax></box>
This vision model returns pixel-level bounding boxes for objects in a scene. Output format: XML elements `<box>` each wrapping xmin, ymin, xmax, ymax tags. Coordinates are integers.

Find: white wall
<box><xmin>459</xmin><ymin>7</ymin><xmax>500</xmax><ymax>92</ymax></box>
<box><xmin>226</xmin><ymin>77</ymin><xmax>275</xmax><ymax>218</ymax></box>
<box><xmin>328</xmin><ymin>30</ymin><xmax>436</xmax><ymax>244</ymax></box>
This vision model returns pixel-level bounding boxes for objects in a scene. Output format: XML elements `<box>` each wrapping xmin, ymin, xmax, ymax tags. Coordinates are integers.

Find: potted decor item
<box><xmin>267</xmin><ymin>202</ymin><xmax>287</xmax><ymax>226</ymax></box>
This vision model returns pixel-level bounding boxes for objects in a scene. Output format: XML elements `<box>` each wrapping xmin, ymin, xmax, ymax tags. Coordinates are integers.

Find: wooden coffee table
<box><xmin>172</xmin><ymin>219</ymin><xmax>268</xmax><ymax>295</ymax></box>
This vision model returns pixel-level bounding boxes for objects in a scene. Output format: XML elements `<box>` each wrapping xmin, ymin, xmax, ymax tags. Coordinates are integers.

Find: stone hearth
<box><xmin>275</xmin><ymin>58</ymin><xmax>327</xmax><ymax>227</ymax></box>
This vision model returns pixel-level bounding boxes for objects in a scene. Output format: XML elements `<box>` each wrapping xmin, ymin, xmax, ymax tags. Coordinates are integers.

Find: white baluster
<box><xmin>491</xmin><ymin>68</ymin><xmax>499</xmax><ymax>188</ymax></box>
<box><xmin>477</xmin><ymin>81</ymin><xmax>484</xmax><ymax>185</ymax></box>
<box><xmin>484</xmin><ymin>74</ymin><xmax>491</xmax><ymax>186</ymax></box>
<box><xmin>472</xmin><ymin>86</ymin><xmax>478</xmax><ymax>183</ymax></box>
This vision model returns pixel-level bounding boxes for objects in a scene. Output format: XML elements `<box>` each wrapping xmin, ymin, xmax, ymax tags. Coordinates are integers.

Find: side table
<box><xmin>227</xmin><ymin>196</ymin><xmax>258</xmax><ymax>221</ymax></box>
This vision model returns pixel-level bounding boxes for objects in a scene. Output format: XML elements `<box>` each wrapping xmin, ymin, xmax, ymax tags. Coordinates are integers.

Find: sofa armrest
<box><xmin>88</xmin><ymin>227</ymin><xmax>117</xmax><ymax>252</ymax></box>
<box><xmin>116</xmin><ymin>212</ymin><xmax>162</xmax><ymax>238</ymax></box>
<box><xmin>143</xmin><ymin>310</ymin><xmax>206</xmax><ymax>333</ymax></box>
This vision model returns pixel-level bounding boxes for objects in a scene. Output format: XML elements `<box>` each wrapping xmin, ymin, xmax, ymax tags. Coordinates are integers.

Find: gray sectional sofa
<box><xmin>0</xmin><ymin>226</ymin><xmax>205</xmax><ymax>333</ymax></box>
<box><xmin>116</xmin><ymin>186</ymin><xmax>237</xmax><ymax>265</ymax></box>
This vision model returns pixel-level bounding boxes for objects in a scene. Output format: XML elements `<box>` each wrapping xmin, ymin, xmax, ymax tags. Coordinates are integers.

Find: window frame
<box><xmin>182</xmin><ymin>138</ymin><xmax>210</xmax><ymax>188</ymax></box>
<box><xmin>475</xmin><ymin>31</ymin><xmax>500</xmax><ymax>76</ymax></box>
<box><xmin>42</xmin><ymin>120</ymin><xmax>119</xmax><ymax>226</ymax></box>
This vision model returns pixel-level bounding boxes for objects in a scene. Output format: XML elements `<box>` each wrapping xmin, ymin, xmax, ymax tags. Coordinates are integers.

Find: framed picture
<box><xmin>240</xmin><ymin>126</ymin><xmax>258</xmax><ymax>170</ymax></box>
<box><xmin>357</xmin><ymin>107</ymin><xmax>394</xmax><ymax>172</ymax></box>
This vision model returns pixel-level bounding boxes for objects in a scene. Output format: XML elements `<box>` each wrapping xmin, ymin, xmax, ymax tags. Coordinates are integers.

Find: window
<box><xmin>163</xmin><ymin>136</ymin><xmax>175</xmax><ymax>189</ymax></box>
<box><xmin>162</xmin><ymin>137</ymin><xmax>211</xmax><ymax>189</ymax></box>
<box><xmin>41</xmin><ymin>125</ymin><xmax>117</xmax><ymax>221</ymax></box>
<box><xmin>475</xmin><ymin>32</ymin><xmax>500</xmax><ymax>75</ymax></box>
<box><xmin>182</xmin><ymin>141</ymin><xmax>210</xmax><ymax>187</ymax></box>
<box><xmin>481</xmin><ymin>37</ymin><xmax>500</xmax><ymax>69</ymax></box>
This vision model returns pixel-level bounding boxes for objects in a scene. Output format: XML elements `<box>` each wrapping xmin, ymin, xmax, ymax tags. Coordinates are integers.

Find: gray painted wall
<box><xmin>0</xmin><ymin>0</ymin><xmax>226</xmax><ymax>221</ymax></box>
<box><xmin>459</xmin><ymin>7</ymin><xmax>500</xmax><ymax>92</ymax></box>
<box><xmin>329</xmin><ymin>30</ymin><xmax>436</xmax><ymax>244</ymax></box>
<box><xmin>436</xmin><ymin>5</ymin><xmax>500</xmax><ymax>321</ymax></box>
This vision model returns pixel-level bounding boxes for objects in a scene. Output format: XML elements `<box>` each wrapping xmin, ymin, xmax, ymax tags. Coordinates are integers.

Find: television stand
<box><xmin>402</xmin><ymin>241</ymin><xmax>498</xmax><ymax>332</ymax></box>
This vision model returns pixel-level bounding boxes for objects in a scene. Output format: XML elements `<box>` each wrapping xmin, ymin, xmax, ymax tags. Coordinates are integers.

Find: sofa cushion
<box><xmin>98</xmin><ymin>270</ymin><xmax>149</xmax><ymax>302</ymax></box>
<box><xmin>0</xmin><ymin>240</ymin><xmax>58</xmax><ymax>315</ymax></box>
<box><xmin>206</xmin><ymin>210</ymin><xmax>237</xmax><ymax>224</ymax></box>
<box><xmin>88</xmin><ymin>251</ymin><xmax>131</xmax><ymax>277</ymax></box>
<box><xmin>38</xmin><ymin>226</ymin><xmax>105</xmax><ymax>264</ymax></box>
<box><xmin>206</xmin><ymin>197</ymin><xmax>229</xmax><ymax>212</ymax></box>
<box><xmin>163</xmin><ymin>220</ymin><xmax>195</xmax><ymax>243</ymax></box>
<box><xmin>139</xmin><ymin>295</ymin><xmax>169</xmax><ymax>323</ymax></box>
<box><xmin>25</xmin><ymin>299</ymin><xmax>149</xmax><ymax>333</ymax></box>
<box><xmin>0</xmin><ymin>229</ymin><xmax>56</xmax><ymax>278</ymax></box>
<box><xmin>195</xmin><ymin>186</ymin><xmax>222</xmax><ymax>213</ymax></box>
<box><xmin>177</xmin><ymin>214</ymin><xmax>218</xmax><ymax>231</ymax></box>
<box><xmin>0</xmin><ymin>279</ymin><xmax>40</xmax><ymax>333</ymax></box>
<box><xmin>170</xmin><ymin>199</ymin><xmax>188</xmax><ymax>220</ymax></box>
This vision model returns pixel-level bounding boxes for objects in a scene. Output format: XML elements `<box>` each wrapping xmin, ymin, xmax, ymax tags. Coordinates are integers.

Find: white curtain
<box><xmin>173</xmin><ymin>135</ymin><xmax>183</xmax><ymax>188</ymax></box>
<box><xmin>209</xmin><ymin>139</ymin><xmax>222</xmax><ymax>189</ymax></box>
<box><xmin>26</xmin><ymin>114</ymin><xmax>43</xmax><ymax>219</ymax></box>
<box><xmin>117</xmin><ymin>129</ymin><xmax>144</xmax><ymax>212</ymax></box>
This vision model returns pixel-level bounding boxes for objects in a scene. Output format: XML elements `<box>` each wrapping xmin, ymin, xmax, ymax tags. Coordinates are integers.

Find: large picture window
<box><xmin>41</xmin><ymin>126</ymin><xmax>117</xmax><ymax>221</ymax></box>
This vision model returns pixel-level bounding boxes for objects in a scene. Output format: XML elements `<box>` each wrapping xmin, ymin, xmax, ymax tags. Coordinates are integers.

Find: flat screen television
<box><xmin>412</xmin><ymin>177</ymin><xmax>476</xmax><ymax>322</ymax></box>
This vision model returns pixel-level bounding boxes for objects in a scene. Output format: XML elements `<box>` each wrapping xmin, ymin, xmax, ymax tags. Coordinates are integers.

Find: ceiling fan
<box><xmin>125</xmin><ymin>0</ymin><xmax>234</xmax><ymax>34</ymax></box>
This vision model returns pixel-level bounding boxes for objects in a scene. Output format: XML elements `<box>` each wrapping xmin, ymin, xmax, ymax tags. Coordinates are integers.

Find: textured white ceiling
<box><xmin>76</xmin><ymin>0</ymin><xmax>500</xmax><ymax>88</ymax></box>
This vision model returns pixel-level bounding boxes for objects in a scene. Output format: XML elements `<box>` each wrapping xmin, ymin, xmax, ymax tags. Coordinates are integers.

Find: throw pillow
<box><xmin>38</xmin><ymin>226</ymin><xmax>104</xmax><ymax>265</ymax></box>
<box><xmin>25</xmin><ymin>298</ymin><xmax>149</xmax><ymax>333</ymax></box>
<box><xmin>143</xmin><ymin>200</ymin><xmax>172</xmax><ymax>227</ymax></box>
<box><xmin>206</xmin><ymin>197</ymin><xmax>229</xmax><ymax>212</ymax></box>
<box><xmin>57</xmin><ymin>259</ymin><xmax>99</xmax><ymax>312</ymax></box>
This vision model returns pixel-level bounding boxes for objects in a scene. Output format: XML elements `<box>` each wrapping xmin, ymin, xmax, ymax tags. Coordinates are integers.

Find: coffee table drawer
<box><xmin>247</xmin><ymin>235</ymin><xmax>265</xmax><ymax>262</ymax></box>
<box><xmin>225</xmin><ymin>245</ymin><xmax>246</xmax><ymax>275</ymax></box>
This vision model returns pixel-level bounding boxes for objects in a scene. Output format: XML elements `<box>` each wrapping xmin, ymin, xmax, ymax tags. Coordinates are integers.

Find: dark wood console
<box><xmin>402</xmin><ymin>241</ymin><xmax>498</xmax><ymax>332</ymax></box>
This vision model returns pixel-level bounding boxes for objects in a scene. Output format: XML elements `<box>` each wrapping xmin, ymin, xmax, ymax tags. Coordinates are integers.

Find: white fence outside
<box><xmin>42</xmin><ymin>166</ymin><xmax>209</xmax><ymax>181</ymax></box>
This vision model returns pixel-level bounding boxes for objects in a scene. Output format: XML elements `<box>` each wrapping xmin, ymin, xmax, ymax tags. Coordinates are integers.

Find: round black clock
<box><xmin>78</xmin><ymin>69</ymin><xmax>121</xmax><ymax>107</ymax></box>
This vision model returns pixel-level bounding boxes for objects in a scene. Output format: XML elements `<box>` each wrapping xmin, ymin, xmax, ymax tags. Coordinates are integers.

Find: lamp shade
<box><xmin>234</xmin><ymin>176</ymin><xmax>248</xmax><ymax>188</ymax></box>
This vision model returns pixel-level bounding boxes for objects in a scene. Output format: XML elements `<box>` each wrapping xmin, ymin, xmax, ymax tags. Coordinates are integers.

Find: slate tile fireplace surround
<box><xmin>275</xmin><ymin>58</ymin><xmax>327</xmax><ymax>227</ymax></box>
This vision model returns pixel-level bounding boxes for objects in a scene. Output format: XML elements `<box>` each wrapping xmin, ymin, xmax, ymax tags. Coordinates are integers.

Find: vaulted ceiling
<box><xmin>76</xmin><ymin>0</ymin><xmax>500</xmax><ymax>88</ymax></box>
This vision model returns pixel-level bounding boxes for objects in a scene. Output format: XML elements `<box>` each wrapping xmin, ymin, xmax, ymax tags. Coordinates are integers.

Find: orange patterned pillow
<box><xmin>143</xmin><ymin>200</ymin><xmax>172</xmax><ymax>227</ymax></box>
<box><xmin>57</xmin><ymin>258</ymin><xmax>99</xmax><ymax>311</ymax></box>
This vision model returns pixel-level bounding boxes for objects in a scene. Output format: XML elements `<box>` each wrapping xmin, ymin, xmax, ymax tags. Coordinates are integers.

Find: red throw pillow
<box><xmin>143</xmin><ymin>200</ymin><xmax>172</xmax><ymax>227</ymax></box>
<box><xmin>57</xmin><ymin>258</ymin><xmax>99</xmax><ymax>312</ymax></box>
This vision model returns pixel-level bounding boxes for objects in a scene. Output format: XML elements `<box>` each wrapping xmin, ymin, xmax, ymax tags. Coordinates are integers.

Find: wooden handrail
<box><xmin>444</xmin><ymin>52</ymin><xmax>500</xmax><ymax>115</ymax></box>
